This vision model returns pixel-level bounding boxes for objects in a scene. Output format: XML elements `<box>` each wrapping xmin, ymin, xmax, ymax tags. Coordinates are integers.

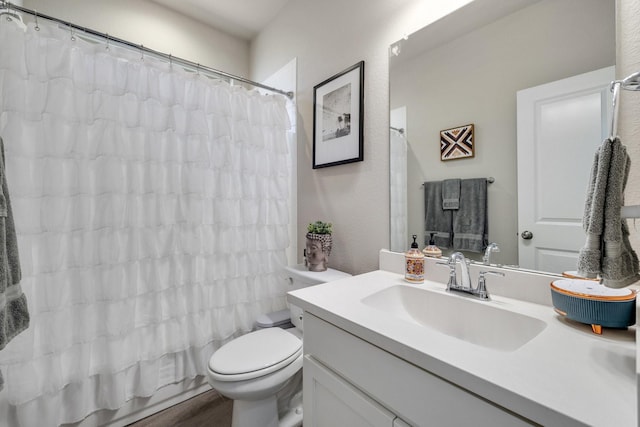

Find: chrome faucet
<box><xmin>483</xmin><ymin>242</ymin><xmax>500</xmax><ymax>265</ymax></box>
<box><xmin>437</xmin><ymin>252</ymin><xmax>504</xmax><ymax>300</ymax></box>
<box><xmin>438</xmin><ymin>252</ymin><xmax>471</xmax><ymax>291</ymax></box>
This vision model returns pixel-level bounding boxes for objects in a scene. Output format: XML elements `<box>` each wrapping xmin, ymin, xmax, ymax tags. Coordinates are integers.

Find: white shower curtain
<box><xmin>390</xmin><ymin>128</ymin><xmax>407</xmax><ymax>251</ymax></box>
<box><xmin>0</xmin><ymin>20</ymin><xmax>291</xmax><ymax>426</ymax></box>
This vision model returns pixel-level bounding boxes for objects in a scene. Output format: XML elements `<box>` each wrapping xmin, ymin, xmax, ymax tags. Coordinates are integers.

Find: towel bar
<box><xmin>621</xmin><ymin>205</ymin><xmax>640</xmax><ymax>219</ymax></box>
<box><xmin>421</xmin><ymin>177</ymin><xmax>494</xmax><ymax>187</ymax></box>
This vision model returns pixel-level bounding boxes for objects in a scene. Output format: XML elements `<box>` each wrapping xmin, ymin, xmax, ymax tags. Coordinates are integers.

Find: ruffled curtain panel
<box><xmin>389</xmin><ymin>129</ymin><xmax>407</xmax><ymax>251</ymax></box>
<box><xmin>0</xmin><ymin>20</ymin><xmax>291</xmax><ymax>426</ymax></box>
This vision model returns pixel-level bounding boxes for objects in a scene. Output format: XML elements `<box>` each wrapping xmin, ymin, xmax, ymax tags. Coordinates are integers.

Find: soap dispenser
<box><xmin>422</xmin><ymin>233</ymin><xmax>442</xmax><ymax>258</ymax></box>
<box><xmin>405</xmin><ymin>235</ymin><xmax>425</xmax><ymax>283</ymax></box>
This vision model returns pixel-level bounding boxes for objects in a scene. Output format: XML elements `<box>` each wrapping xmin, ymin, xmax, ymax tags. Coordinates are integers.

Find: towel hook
<box><xmin>609</xmin><ymin>71</ymin><xmax>640</xmax><ymax>140</ymax></box>
<box><xmin>621</xmin><ymin>71</ymin><xmax>640</xmax><ymax>91</ymax></box>
<box><xmin>609</xmin><ymin>80</ymin><xmax>620</xmax><ymax>140</ymax></box>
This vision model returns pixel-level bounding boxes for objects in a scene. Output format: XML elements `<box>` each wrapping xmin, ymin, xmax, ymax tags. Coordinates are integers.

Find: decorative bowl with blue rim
<box><xmin>550</xmin><ymin>279</ymin><xmax>636</xmax><ymax>335</ymax></box>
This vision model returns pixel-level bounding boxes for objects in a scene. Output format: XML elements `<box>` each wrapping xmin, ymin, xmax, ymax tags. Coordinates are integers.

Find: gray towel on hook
<box><xmin>442</xmin><ymin>179</ymin><xmax>460</xmax><ymax>210</ymax></box>
<box><xmin>576</xmin><ymin>142</ymin><xmax>607</xmax><ymax>279</ymax></box>
<box><xmin>0</xmin><ymin>137</ymin><xmax>29</xmax><ymax>392</ymax></box>
<box><xmin>452</xmin><ymin>178</ymin><xmax>488</xmax><ymax>253</ymax></box>
<box><xmin>577</xmin><ymin>138</ymin><xmax>640</xmax><ymax>287</ymax></box>
<box><xmin>424</xmin><ymin>181</ymin><xmax>452</xmax><ymax>248</ymax></box>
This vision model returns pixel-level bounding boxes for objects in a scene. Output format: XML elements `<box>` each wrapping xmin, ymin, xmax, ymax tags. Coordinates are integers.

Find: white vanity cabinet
<box><xmin>304</xmin><ymin>356</ymin><xmax>399</xmax><ymax>426</ymax></box>
<box><xmin>303</xmin><ymin>313</ymin><xmax>535</xmax><ymax>427</ymax></box>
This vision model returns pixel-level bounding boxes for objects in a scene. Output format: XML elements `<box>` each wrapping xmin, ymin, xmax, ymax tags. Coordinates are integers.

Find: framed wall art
<box><xmin>440</xmin><ymin>123</ymin><xmax>474</xmax><ymax>161</ymax></box>
<box><xmin>313</xmin><ymin>61</ymin><xmax>364</xmax><ymax>169</ymax></box>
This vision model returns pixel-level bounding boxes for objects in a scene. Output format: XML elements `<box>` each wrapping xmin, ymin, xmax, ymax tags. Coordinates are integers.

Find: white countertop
<box><xmin>288</xmin><ymin>269</ymin><xmax>637</xmax><ymax>427</ymax></box>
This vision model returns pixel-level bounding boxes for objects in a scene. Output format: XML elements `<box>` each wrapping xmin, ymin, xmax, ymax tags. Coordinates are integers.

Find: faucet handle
<box><xmin>436</xmin><ymin>261</ymin><xmax>457</xmax><ymax>290</ymax></box>
<box><xmin>476</xmin><ymin>271</ymin><xmax>505</xmax><ymax>299</ymax></box>
<box><xmin>479</xmin><ymin>271</ymin><xmax>506</xmax><ymax>277</ymax></box>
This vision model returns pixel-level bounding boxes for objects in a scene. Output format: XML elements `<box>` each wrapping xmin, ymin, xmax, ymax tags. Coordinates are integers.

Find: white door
<box><xmin>517</xmin><ymin>66</ymin><xmax>614</xmax><ymax>272</ymax></box>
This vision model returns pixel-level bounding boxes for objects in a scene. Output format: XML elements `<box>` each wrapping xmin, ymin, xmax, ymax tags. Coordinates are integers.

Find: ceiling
<box><xmin>149</xmin><ymin>0</ymin><xmax>291</xmax><ymax>40</ymax></box>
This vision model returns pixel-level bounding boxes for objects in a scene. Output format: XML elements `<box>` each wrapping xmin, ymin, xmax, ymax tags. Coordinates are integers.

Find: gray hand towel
<box><xmin>424</xmin><ymin>181</ymin><xmax>452</xmax><ymax>248</ymax></box>
<box><xmin>442</xmin><ymin>179</ymin><xmax>460</xmax><ymax>210</ymax></box>
<box><xmin>601</xmin><ymin>139</ymin><xmax>639</xmax><ymax>287</ymax></box>
<box><xmin>452</xmin><ymin>178</ymin><xmax>488</xmax><ymax>253</ymax></box>
<box><xmin>576</xmin><ymin>143</ymin><xmax>607</xmax><ymax>279</ymax></box>
<box><xmin>577</xmin><ymin>138</ymin><xmax>640</xmax><ymax>288</ymax></box>
<box><xmin>0</xmin><ymin>137</ymin><xmax>29</xmax><ymax>391</ymax></box>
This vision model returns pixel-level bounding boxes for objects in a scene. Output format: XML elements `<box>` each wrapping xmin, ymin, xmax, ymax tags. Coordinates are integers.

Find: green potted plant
<box><xmin>305</xmin><ymin>221</ymin><xmax>333</xmax><ymax>272</ymax></box>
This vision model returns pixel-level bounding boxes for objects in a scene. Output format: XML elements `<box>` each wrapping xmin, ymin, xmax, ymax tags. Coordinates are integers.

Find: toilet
<box><xmin>206</xmin><ymin>264</ymin><xmax>351</xmax><ymax>427</ymax></box>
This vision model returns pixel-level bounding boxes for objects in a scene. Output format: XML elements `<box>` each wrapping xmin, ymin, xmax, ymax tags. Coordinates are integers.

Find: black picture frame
<box><xmin>312</xmin><ymin>61</ymin><xmax>364</xmax><ymax>169</ymax></box>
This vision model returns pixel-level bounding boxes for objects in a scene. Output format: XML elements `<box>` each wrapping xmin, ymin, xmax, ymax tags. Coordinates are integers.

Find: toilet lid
<box><xmin>209</xmin><ymin>328</ymin><xmax>302</xmax><ymax>380</ymax></box>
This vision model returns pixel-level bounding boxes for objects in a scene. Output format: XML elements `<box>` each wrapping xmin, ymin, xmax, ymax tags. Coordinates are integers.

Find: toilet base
<box><xmin>279</xmin><ymin>401</ymin><xmax>303</xmax><ymax>427</ymax></box>
<box><xmin>232</xmin><ymin>396</ymin><xmax>278</xmax><ymax>427</ymax></box>
<box><xmin>230</xmin><ymin>394</ymin><xmax>303</xmax><ymax>427</ymax></box>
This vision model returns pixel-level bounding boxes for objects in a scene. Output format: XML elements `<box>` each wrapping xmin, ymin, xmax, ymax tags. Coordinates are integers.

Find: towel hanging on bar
<box><xmin>421</xmin><ymin>176</ymin><xmax>494</xmax><ymax>188</ymax></box>
<box><xmin>424</xmin><ymin>177</ymin><xmax>488</xmax><ymax>252</ymax></box>
<box><xmin>576</xmin><ymin>137</ymin><xmax>639</xmax><ymax>287</ymax></box>
<box><xmin>452</xmin><ymin>178</ymin><xmax>488</xmax><ymax>253</ymax></box>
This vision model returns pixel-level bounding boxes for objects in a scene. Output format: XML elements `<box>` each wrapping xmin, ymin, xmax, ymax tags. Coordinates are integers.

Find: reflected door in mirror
<box><xmin>516</xmin><ymin>66</ymin><xmax>614</xmax><ymax>272</ymax></box>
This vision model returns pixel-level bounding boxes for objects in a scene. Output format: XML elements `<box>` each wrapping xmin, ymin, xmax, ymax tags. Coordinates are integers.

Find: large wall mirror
<box><xmin>389</xmin><ymin>0</ymin><xmax>615</xmax><ymax>274</ymax></box>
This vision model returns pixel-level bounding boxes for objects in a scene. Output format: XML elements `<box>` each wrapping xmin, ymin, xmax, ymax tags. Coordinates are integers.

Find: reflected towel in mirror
<box><xmin>424</xmin><ymin>181</ymin><xmax>452</xmax><ymax>248</ymax></box>
<box><xmin>442</xmin><ymin>179</ymin><xmax>460</xmax><ymax>210</ymax></box>
<box><xmin>452</xmin><ymin>178</ymin><xmax>488</xmax><ymax>253</ymax></box>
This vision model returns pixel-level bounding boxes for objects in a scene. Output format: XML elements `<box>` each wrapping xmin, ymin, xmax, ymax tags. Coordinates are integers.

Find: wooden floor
<box><xmin>127</xmin><ymin>390</ymin><xmax>233</xmax><ymax>427</ymax></box>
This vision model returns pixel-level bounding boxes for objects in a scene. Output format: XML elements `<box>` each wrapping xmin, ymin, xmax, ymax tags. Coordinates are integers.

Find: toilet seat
<box><xmin>209</xmin><ymin>328</ymin><xmax>302</xmax><ymax>382</ymax></box>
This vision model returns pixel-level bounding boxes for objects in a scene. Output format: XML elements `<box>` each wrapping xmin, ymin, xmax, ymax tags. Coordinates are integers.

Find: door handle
<box><xmin>521</xmin><ymin>230</ymin><xmax>533</xmax><ymax>240</ymax></box>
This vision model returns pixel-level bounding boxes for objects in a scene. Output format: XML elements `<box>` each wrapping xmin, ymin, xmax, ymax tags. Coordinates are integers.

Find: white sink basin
<box><xmin>361</xmin><ymin>285</ymin><xmax>547</xmax><ymax>352</ymax></box>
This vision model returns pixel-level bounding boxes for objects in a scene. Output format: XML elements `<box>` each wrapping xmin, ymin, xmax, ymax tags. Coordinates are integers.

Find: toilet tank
<box><xmin>285</xmin><ymin>264</ymin><xmax>351</xmax><ymax>330</ymax></box>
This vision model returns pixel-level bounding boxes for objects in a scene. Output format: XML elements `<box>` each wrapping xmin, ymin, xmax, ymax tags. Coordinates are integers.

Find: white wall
<box><xmin>23</xmin><ymin>0</ymin><xmax>250</xmax><ymax>77</ymax></box>
<box><xmin>251</xmin><ymin>0</ymin><xmax>474</xmax><ymax>275</ymax></box>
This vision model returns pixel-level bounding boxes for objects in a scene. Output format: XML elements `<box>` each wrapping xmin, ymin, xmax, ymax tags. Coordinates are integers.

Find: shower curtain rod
<box><xmin>1</xmin><ymin>1</ymin><xmax>294</xmax><ymax>99</ymax></box>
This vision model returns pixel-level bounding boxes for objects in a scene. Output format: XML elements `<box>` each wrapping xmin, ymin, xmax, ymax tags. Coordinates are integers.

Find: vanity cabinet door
<box><xmin>304</xmin><ymin>313</ymin><xmax>536</xmax><ymax>426</ymax></box>
<box><xmin>304</xmin><ymin>355</ymin><xmax>396</xmax><ymax>427</ymax></box>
